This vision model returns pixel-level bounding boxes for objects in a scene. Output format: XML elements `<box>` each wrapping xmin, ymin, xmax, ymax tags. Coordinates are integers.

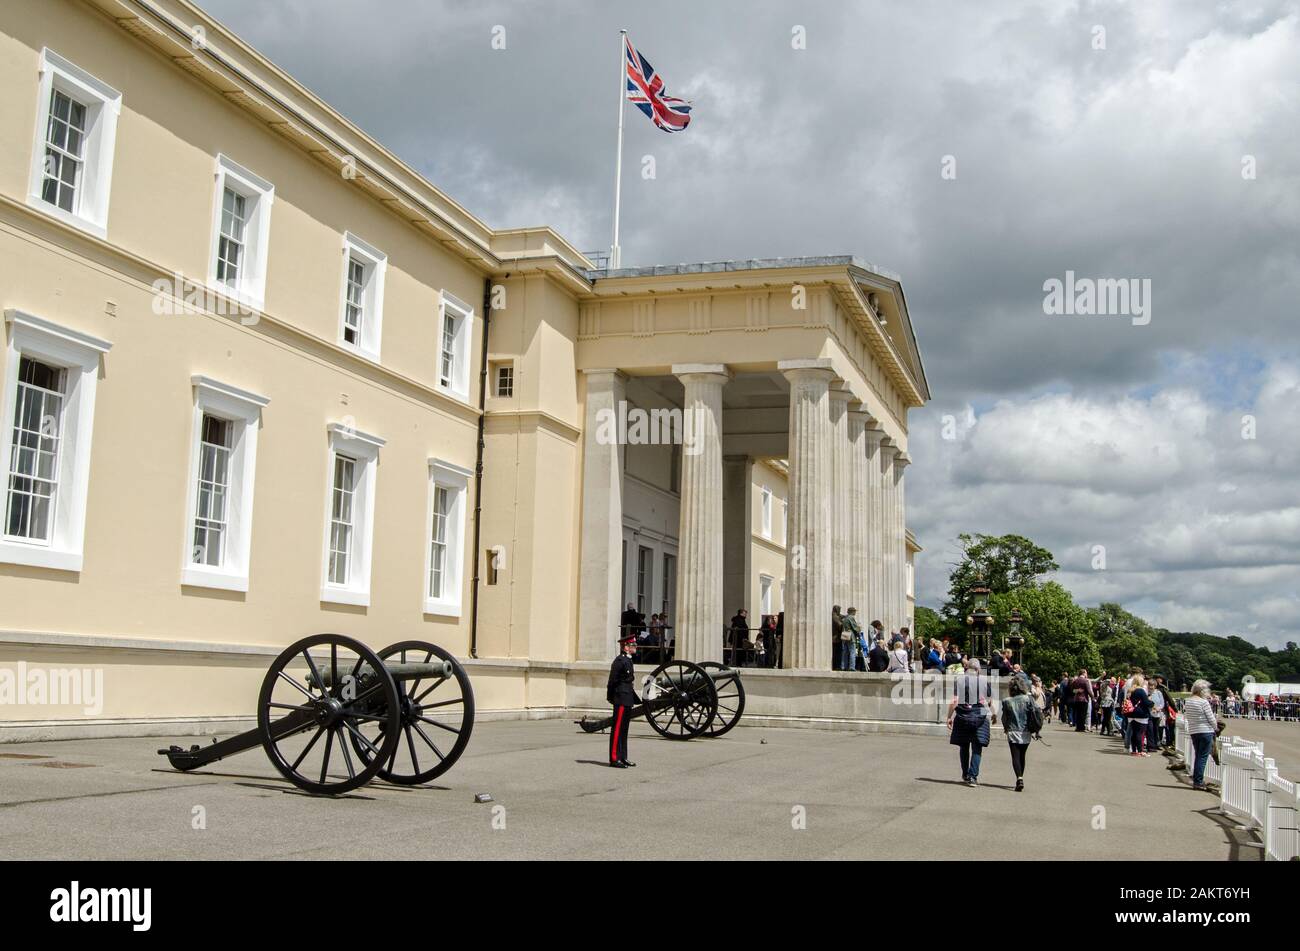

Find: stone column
<box><xmin>894</xmin><ymin>451</ymin><xmax>911</xmax><ymax>631</ymax></box>
<box><xmin>722</xmin><ymin>454</ymin><xmax>753</xmax><ymax>626</ymax></box>
<box><xmin>846</xmin><ymin>407</ymin><xmax>870</xmax><ymax>617</ymax></box>
<box><xmin>779</xmin><ymin>359</ymin><xmax>836</xmax><ymax>670</ymax></box>
<box><xmin>672</xmin><ymin>364</ymin><xmax>730</xmax><ymax>663</ymax></box>
<box><xmin>577</xmin><ymin>369</ymin><xmax>626</xmax><ymax>661</ymax></box>
<box><xmin>828</xmin><ymin>386</ymin><xmax>853</xmax><ymax>617</ymax></box>
<box><xmin>863</xmin><ymin>425</ymin><xmax>885</xmax><ymax>628</ymax></box>
<box><xmin>879</xmin><ymin>440</ymin><xmax>898</xmax><ymax>633</ymax></box>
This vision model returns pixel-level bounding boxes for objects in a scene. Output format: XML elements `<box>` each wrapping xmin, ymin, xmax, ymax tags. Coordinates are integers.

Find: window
<box><xmin>636</xmin><ymin>545</ymin><xmax>653</xmax><ymax>615</ymax></box>
<box><xmin>495</xmin><ymin>363</ymin><xmax>514</xmax><ymax>398</ymax></box>
<box><xmin>781</xmin><ymin>499</ymin><xmax>788</xmax><ymax>545</ymax></box>
<box><xmin>337</xmin><ymin>232</ymin><xmax>387</xmax><ymax>360</ymax></box>
<box><xmin>485</xmin><ymin>547</ymin><xmax>500</xmax><ymax>585</ymax></box>
<box><xmin>436</xmin><ymin>293</ymin><xmax>473</xmax><ymax>401</ymax></box>
<box><xmin>661</xmin><ymin>552</ymin><xmax>675</xmax><ymax>620</ymax></box>
<box><xmin>181</xmin><ymin>376</ymin><xmax>269</xmax><ymax>591</ymax></box>
<box><xmin>191</xmin><ymin>414</ymin><xmax>233</xmax><ymax>567</ymax></box>
<box><xmin>429</xmin><ymin>486</ymin><xmax>449</xmax><ymax>596</ymax></box>
<box><xmin>28</xmin><ymin>49</ymin><xmax>121</xmax><ymax>238</ymax></box>
<box><xmin>327</xmin><ymin>455</ymin><xmax>356</xmax><ymax>584</ymax></box>
<box><xmin>425</xmin><ymin>459</ymin><xmax>471</xmax><ymax>616</ymax></box>
<box><xmin>207</xmin><ymin>154</ymin><xmax>274</xmax><ymax>310</ymax></box>
<box><xmin>42</xmin><ymin>91</ymin><xmax>85</xmax><ymax>215</ymax></box>
<box><xmin>760</xmin><ymin>486</ymin><xmax>773</xmax><ymax>538</ymax></box>
<box><xmin>320</xmin><ymin>423</ymin><xmax>383</xmax><ymax>606</ymax></box>
<box><xmin>760</xmin><ymin>574</ymin><xmax>773</xmax><ymax>616</ymax></box>
<box><xmin>215</xmin><ymin>188</ymin><xmax>247</xmax><ymax>289</ymax></box>
<box><xmin>5</xmin><ymin>358</ymin><xmax>64</xmax><ymax>544</ymax></box>
<box><xmin>0</xmin><ymin>310</ymin><xmax>110</xmax><ymax>572</ymax></box>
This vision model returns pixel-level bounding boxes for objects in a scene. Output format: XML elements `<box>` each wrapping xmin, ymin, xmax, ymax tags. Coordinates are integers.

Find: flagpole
<box><xmin>610</xmin><ymin>29</ymin><xmax>627</xmax><ymax>270</ymax></box>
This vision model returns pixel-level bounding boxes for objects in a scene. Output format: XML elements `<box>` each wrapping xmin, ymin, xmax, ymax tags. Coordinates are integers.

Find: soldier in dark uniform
<box><xmin>607</xmin><ymin>633</ymin><xmax>639</xmax><ymax>768</ymax></box>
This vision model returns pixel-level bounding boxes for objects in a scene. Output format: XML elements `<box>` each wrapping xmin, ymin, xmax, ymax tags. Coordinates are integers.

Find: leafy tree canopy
<box><xmin>920</xmin><ymin>532</ymin><xmax>1298</xmax><ymax>692</ymax></box>
<box><xmin>943</xmin><ymin>533</ymin><xmax>1058</xmax><ymax>620</ymax></box>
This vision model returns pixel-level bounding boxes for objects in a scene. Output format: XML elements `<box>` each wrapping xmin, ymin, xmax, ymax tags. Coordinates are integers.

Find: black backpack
<box><xmin>1026</xmin><ymin>698</ymin><xmax>1044</xmax><ymax>735</ymax></box>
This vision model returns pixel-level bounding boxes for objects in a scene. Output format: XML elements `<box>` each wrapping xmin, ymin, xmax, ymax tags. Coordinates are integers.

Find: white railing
<box><xmin>1219</xmin><ymin>743</ymin><xmax>1256</xmax><ymax>824</ymax></box>
<box><xmin>1264</xmin><ymin>770</ymin><xmax>1299</xmax><ymax>862</ymax></box>
<box><xmin>1171</xmin><ymin>720</ymin><xmax>1300</xmax><ymax>861</ymax></box>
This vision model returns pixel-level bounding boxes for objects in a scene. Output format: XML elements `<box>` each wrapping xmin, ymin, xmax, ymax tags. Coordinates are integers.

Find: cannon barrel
<box><xmin>308</xmin><ymin>659</ymin><xmax>454</xmax><ymax>687</ymax></box>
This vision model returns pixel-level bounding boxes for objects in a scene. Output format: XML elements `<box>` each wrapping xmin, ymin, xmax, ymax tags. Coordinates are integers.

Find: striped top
<box><xmin>1182</xmin><ymin>696</ymin><xmax>1217</xmax><ymax>735</ymax></box>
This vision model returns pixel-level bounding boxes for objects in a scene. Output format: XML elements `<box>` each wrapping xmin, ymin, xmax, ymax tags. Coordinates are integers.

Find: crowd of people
<box><xmin>1214</xmin><ymin>689</ymin><xmax>1300</xmax><ymax>720</ymax></box>
<box><xmin>943</xmin><ymin>663</ymin><xmax>1247</xmax><ymax>793</ymax></box>
<box><xmin>617</xmin><ymin>599</ymin><xmax>1285</xmax><ymax>795</ymax></box>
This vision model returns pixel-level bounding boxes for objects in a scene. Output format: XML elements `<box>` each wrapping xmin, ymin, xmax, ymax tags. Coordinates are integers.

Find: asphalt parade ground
<box><xmin>0</xmin><ymin>714</ymin><xmax>1263</xmax><ymax>861</ymax></box>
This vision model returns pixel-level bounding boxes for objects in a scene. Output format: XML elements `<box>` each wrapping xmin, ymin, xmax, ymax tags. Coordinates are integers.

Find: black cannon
<box><xmin>577</xmin><ymin>659</ymin><xmax>746</xmax><ymax>740</ymax></box>
<box><xmin>158</xmin><ymin>633</ymin><xmax>474</xmax><ymax>795</ymax></box>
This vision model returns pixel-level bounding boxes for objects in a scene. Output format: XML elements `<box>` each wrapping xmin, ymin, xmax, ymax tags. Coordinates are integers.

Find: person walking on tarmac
<box><xmin>607</xmin><ymin>633</ymin><xmax>639</xmax><ymax>768</ymax></box>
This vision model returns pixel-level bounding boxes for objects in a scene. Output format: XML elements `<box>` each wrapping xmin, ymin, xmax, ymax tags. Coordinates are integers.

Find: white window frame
<box><xmin>337</xmin><ymin>232</ymin><xmax>387</xmax><ymax>361</ymax></box>
<box><xmin>180</xmin><ymin>376</ymin><xmax>268</xmax><ymax>592</ymax></box>
<box><xmin>494</xmin><ymin>363</ymin><xmax>514</xmax><ymax>398</ymax></box>
<box><xmin>0</xmin><ymin>310</ymin><xmax>110</xmax><ymax>572</ymax></box>
<box><xmin>320</xmin><ymin>423</ymin><xmax>383</xmax><ymax>606</ymax></box>
<box><xmin>206</xmin><ymin>154</ymin><xmax>275</xmax><ymax>312</ymax></box>
<box><xmin>435</xmin><ymin>292</ymin><xmax>473</xmax><ymax>402</ymax></box>
<box><xmin>759</xmin><ymin>573</ymin><xmax>774</xmax><ymax>616</ymax></box>
<box><xmin>27</xmin><ymin>49</ymin><xmax>121</xmax><ymax>240</ymax></box>
<box><xmin>760</xmin><ymin>486</ymin><xmax>773</xmax><ymax>539</ymax></box>
<box><xmin>423</xmin><ymin>458</ymin><xmax>471</xmax><ymax>617</ymax></box>
<box><xmin>636</xmin><ymin>544</ymin><xmax>653</xmax><ymax>615</ymax></box>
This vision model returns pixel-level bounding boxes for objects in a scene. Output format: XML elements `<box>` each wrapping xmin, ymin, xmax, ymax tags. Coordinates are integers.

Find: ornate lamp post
<box><xmin>1007</xmin><ymin>608</ymin><xmax>1025</xmax><ymax>666</ymax></box>
<box><xmin>965</xmin><ymin>578</ymin><xmax>994</xmax><ymax>664</ymax></box>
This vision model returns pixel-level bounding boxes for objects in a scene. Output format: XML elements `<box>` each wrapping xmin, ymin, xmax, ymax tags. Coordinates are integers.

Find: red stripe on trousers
<box><xmin>610</xmin><ymin>706</ymin><xmax>624</xmax><ymax>763</ymax></box>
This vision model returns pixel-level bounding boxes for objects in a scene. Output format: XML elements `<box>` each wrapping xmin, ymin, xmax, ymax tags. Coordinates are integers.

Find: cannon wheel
<box><xmin>349</xmin><ymin>640</ymin><xmax>476</xmax><ymax>786</ymax></box>
<box><xmin>698</xmin><ymin>662</ymin><xmax>745</xmax><ymax>737</ymax></box>
<box><xmin>257</xmin><ymin>633</ymin><xmax>401</xmax><ymax>796</ymax></box>
<box><xmin>643</xmin><ymin>660</ymin><xmax>718</xmax><ymax>740</ymax></box>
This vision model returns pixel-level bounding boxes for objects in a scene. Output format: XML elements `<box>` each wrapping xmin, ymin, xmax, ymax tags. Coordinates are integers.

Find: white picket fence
<box><xmin>1175</xmin><ymin>721</ymin><xmax>1299</xmax><ymax>861</ymax></box>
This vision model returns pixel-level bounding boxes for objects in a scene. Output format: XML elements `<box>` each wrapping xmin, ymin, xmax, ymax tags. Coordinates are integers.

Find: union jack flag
<box><xmin>624</xmin><ymin>35</ymin><xmax>692</xmax><ymax>133</ymax></box>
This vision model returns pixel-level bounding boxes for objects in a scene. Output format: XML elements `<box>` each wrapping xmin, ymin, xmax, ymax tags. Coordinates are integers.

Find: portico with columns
<box><xmin>572</xmin><ymin>257</ymin><xmax>930</xmax><ymax>672</ymax></box>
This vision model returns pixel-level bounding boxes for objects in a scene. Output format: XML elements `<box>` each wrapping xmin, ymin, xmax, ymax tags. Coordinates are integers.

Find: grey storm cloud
<box><xmin>196</xmin><ymin>0</ymin><xmax>1300</xmax><ymax>646</ymax></box>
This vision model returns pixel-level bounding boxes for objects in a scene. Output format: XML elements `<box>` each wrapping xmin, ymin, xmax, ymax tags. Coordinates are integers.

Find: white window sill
<box><xmin>434</xmin><ymin>381</ymin><xmax>471</xmax><ymax>405</ymax></box>
<box><xmin>423</xmin><ymin>597</ymin><xmax>462</xmax><ymax>619</ymax></box>
<box><xmin>181</xmin><ymin>565</ymin><xmax>249</xmax><ymax>593</ymax></box>
<box><xmin>205</xmin><ymin>278</ymin><xmax>265</xmax><ymax>316</ymax></box>
<box><xmin>321</xmin><ymin>585</ymin><xmax>371</xmax><ymax>607</ymax></box>
<box><xmin>26</xmin><ymin>195</ymin><xmax>107</xmax><ymax>241</ymax></box>
<box><xmin>340</xmin><ymin>341</ymin><xmax>381</xmax><ymax>364</ymax></box>
<box><xmin>0</xmin><ymin>540</ymin><xmax>82</xmax><ymax>572</ymax></box>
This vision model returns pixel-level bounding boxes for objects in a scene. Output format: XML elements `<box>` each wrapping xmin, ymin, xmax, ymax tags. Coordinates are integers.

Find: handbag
<box><xmin>1121</xmin><ymin>698</ymin><xmax>1134</xmax><ymax>715</ymax></box>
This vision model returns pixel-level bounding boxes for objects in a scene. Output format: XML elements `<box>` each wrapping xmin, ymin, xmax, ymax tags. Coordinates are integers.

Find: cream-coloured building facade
<box><xmin>0</xmin><ymin>0</ymin><xmax>929</xmax><ymax>739</ymax></box>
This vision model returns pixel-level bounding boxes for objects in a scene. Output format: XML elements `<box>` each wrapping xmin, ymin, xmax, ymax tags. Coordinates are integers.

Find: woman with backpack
<box><xmin>1001</xmin><ymin>673</ymin><xmax>1040</xmax><ymax>792</ymax></box>
<box><xmin>946</xmin><ymin>658</ymin><xmax>995</xmax><ymax>786</ymax></box>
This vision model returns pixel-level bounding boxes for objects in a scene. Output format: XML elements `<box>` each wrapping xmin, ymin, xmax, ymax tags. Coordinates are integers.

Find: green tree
<box><xmin>1197</xmin><ymin>652</ymin><xmax>1234</xmax><ymax>690</ymax></box>
<box><xmin>943</xmin><ymin>533</ymin><xmax>1058</xmax><ymax>620</ymax></box>
<box><xmin>1158</xmin><ymin>644</ymin><xmax>1201</xmax><ymax>689</ymax></box>
<box><xmin>913</xmin><ymin>605</ymin><xmax>944</xmax><ymax>643</ymax></box>
<box><xmin>1090</xmin><ymin>603</ymin><xmax>1160</xmax><ymax>674</ymax></box>
<box><xmin>992</xmin><ymin>582</ymin><xmax>1099</xmax><ymax>678</ymax></box>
